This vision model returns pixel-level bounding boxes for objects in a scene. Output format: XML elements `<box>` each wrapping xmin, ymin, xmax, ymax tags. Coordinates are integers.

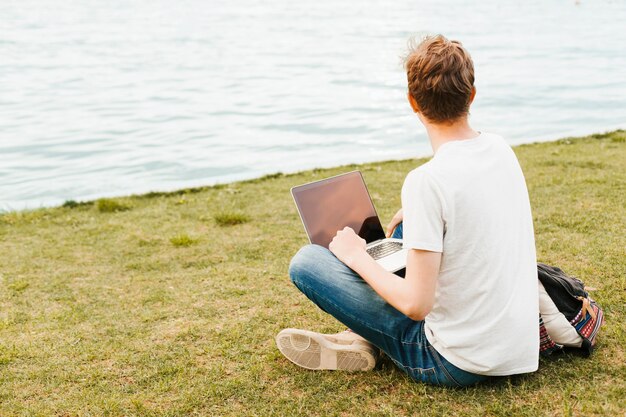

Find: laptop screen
<box><xmin>291</xmin><ymin>171</ymin><xmax>386</xmax><ymax>248</ymax></box>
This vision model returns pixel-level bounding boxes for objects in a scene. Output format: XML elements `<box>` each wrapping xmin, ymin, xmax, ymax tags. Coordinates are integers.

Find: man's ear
<box><xmin>407</xmin><ymin>92</ymin><xmax>419</xmax><ymax>113</ymax></box>
<box><xmin>469</xmin><ymin>86</ymin><xmax>476</xmax><ymax>105</ymax></box>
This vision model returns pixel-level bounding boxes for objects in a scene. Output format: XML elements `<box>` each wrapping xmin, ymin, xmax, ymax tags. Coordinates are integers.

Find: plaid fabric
<box><xmin>571</xmin><ymin>299</ymin><xmax>604</xmax><ymax>347</ymax></box>
<box><xmin>539</xmin><ymin>315</ymin><xmax>563</xmax><ymax>356</ymax></box>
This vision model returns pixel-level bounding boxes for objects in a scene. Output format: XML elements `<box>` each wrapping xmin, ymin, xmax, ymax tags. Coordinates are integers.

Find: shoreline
<box><xmin>2</xmin><ymin>127</ymin><xmax>625</xmax><ymax>214</ymax></box>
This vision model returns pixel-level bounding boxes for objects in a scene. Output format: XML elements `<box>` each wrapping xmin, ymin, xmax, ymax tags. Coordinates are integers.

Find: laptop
<box><xmin>291</xmin><ymin>170</ymin><xmax>408</xmax><ymax>272</ymax></box>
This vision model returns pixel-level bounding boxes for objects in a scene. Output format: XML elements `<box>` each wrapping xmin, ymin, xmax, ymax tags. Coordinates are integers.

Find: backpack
<box><xmin>537</xmin><ymin>263</ymin><xmax>604</xmax><ymax>357</ymax></box>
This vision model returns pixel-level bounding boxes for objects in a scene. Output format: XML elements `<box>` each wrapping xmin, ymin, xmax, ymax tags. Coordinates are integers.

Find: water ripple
<box><xmin>1</xmin><ymin>0</ymin><xmax>625</xmax><ymax>210</ymax></box>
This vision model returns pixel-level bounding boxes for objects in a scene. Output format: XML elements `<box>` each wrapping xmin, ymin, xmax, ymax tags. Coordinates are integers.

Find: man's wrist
<box><xmin>345</xmin><ymin>248</ymin><xmax>369</xmax><ymax>270</ymax></box>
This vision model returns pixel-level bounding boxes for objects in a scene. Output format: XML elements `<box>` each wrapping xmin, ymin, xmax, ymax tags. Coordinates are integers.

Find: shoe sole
<box><xmin>276</xmin><ymin>329</ymin><xmax>376</xmax><ymax>371</ymax></box>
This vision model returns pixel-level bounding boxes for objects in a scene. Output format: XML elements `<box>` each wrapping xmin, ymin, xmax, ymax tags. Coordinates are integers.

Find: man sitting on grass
<box><xmin>276</xmin><ymin>35</ymin><xmax>539</xmax><ymax>387</ymax></box>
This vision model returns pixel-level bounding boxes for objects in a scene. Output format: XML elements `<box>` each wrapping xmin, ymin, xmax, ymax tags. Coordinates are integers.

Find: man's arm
<box><xmin>329</xmin><ymin>227</ymin><xmax>439</xmax><ymax>321</ymax></box>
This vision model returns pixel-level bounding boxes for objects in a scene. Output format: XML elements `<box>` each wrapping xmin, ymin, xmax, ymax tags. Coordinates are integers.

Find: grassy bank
<box><xmin>1</xmin><ymin>131</ymin><xmax>624</xmax><ymax>416</ymax></box>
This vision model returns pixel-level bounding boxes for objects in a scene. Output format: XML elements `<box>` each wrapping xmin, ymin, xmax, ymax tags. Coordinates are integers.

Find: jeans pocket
<box><xmin>391</xmin><ymin>358</ymin><xmax>441</xmax><ymax>385</ymax></box>
<box><xmin>407</xmin><ymin>366</ymin><xmax>440</xmax><ymax>386</ymax></box>
<box><xmin>436</xmin><ymin>362</ymin><xmax>464</xmax><ymax>388</ymax></box>
<box><xmin>428</xmin><ymin>346</ymin><xmax>463</xmax><ymax>388</ymax></box>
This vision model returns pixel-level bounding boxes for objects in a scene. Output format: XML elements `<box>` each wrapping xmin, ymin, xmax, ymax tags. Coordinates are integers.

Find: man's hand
<box><xmin>386</xmin><ymin>208</ymin><xmax>403</xmax><ymax>238</ymax></box>
<box><xmin>329</xmin><ymin>227</ymin><xmax>367</xmax><ymax>267</ymax></box>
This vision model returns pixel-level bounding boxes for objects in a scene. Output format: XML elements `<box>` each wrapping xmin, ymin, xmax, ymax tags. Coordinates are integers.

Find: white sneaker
<box><xmin>276</xmin><ymin>328</ymin><xmax>378</xmax><ymax>371</ymax></box>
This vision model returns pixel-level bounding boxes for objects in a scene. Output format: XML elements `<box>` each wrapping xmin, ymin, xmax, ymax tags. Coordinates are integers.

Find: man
<box><xmin>276</xmin><ymin>35</ymin><xmax>539</xmax><ymax>387</ymax></box>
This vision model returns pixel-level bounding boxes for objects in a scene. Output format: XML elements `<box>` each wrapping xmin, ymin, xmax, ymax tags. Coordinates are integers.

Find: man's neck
<box><xmin>423</xmin><ymin>117</ymin><xmax>480</xmax><ymax>153</ymax></box>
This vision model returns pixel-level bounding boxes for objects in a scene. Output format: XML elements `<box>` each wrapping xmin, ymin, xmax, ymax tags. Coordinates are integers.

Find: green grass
<box><xmin>0</xmin><ymin>131</ymin><xmax>624</xmax><ymax>416</ymax></box>
<box><xmin>213</xmin><ymin>211</ymin><xmax>250</xmax><ymax>226</ymax></box>
<box><xmin>170</xmin><ymin>234</ymin><xmax>198</xmax><ymax>248</ymax></box>
<box><xmin>96</xmin><ymin>198</ymin><xmax>131</xmax><ymax>213</ymax></box>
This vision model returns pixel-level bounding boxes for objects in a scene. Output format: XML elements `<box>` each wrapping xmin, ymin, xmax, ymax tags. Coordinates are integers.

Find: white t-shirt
<box><xmin>401</xmin><ymin>132</ymin><xmax>539</xmax><ymax>376</ymax></box>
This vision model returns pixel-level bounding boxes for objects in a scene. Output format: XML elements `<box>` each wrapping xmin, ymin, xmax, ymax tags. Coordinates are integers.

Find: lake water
<box><xmin>2</xmin><ymin>0</ymin><xmax>625</xmax><ymax>210</ymax></box>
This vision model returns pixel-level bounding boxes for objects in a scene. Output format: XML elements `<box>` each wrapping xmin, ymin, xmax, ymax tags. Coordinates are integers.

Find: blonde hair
<box><xmin>404</xmin><ymin>35</ymin><xmax>475</xmax><ymax>123</ymax></box>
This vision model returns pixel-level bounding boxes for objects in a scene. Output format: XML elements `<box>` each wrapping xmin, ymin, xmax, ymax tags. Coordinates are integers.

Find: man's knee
<box><xmin>288</xmin><ymin>244</ymin><xmax>330</xmax><ymax>288</ymax></box>
<box><xmin>392</xmin><ymin>221</ymin><xmax>404</xmax><ymax>239</ymax></box>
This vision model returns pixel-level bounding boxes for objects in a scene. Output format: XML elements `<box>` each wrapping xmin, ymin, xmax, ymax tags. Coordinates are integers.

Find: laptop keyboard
<box><xmin>367</xmin><ymin>241</ymin><xmax>403</xmax><ymax>260</ymax></box>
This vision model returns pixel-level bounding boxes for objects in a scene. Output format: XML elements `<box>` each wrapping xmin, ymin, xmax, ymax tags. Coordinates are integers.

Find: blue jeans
<box><xmin>288</xmin><ymin>223</ymin><xmax>487</xmax><ymax>387</ymax></box>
